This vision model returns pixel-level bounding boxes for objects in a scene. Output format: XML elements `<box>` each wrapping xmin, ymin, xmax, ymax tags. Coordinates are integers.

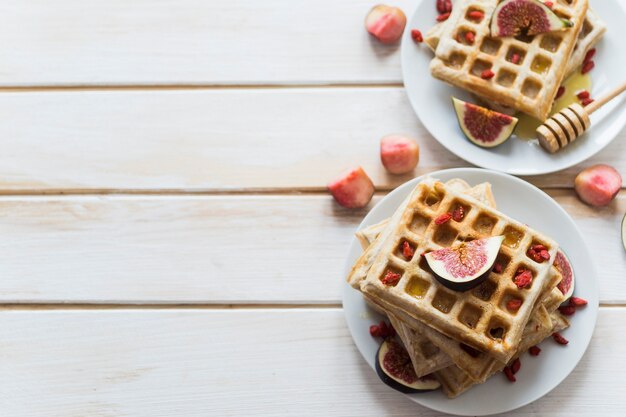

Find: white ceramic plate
<box><xmin>342</xmin><ymin>168</ymin><xmax>598</xmax><ymax>416</ymax></box>
<box><xmin>401</xmin><ymin>0</ymin><xmax>626</xmax><ymax>175</ymax></box>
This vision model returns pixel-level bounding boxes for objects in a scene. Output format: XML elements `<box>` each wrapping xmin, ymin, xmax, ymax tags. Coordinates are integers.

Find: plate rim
<box><xmin>341</xmin><ymin>167</ymin><xmax>599</xmax><ymax>415</ymax></box>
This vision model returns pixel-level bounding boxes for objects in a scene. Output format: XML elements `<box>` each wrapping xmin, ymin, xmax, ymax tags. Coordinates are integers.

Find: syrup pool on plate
<box><xmin>515</xmin><ymin>71</ymin><xmax>592</xmax><ymax>140</ymax></box>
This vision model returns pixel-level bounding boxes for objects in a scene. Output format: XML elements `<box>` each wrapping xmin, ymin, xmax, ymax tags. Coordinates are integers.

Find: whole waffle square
<box><xmin>430</xmin><ymin>0</ymin><xmax>589</xmax><ymax>120</ymax></box>
<box><xmin>359</xmin><ymin>179</ymin><xmax>559</xmax><ymax>362</ymax></box>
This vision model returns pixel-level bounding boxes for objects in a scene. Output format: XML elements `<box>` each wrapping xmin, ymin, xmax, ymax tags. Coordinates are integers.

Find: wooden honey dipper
<box><xmin>537</xmin><ymin>79</ymin><xmax>626</xmax><ymax>153</ymax></box>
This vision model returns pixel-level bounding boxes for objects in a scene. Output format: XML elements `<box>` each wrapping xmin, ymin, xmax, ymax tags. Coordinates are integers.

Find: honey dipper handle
<box><xmin>585</xmin><ymin>79</ymin><xmax>626</xmax><ymax>115</ymax></box>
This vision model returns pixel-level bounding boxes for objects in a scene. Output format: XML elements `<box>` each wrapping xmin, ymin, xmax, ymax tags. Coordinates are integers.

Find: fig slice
<box><xmin>491</xmin><ymin>0</ymin><xmax>569</xmax><ymax>38</ymax></box>
<box><xmin>425</xmin><ymin>236</ymin><xmax>504</xmax><ymax>292</ymax></box>
<box><xmin>375</xmin><ymin>338</ymin><xmax>441</xmax><ymax>393</ymax></box>
<box><xmin>452</xmin><ymin>98</ymin><xmax>518</xmax><ymax>148</ymax></box>
<box><xmin>554</xmin><ymin>250</ymin><xmax>575</xmax><ymax>299</ymax></box>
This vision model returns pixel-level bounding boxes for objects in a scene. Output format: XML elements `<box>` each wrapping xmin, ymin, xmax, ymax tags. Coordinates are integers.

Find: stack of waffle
<box><xmin>347</xmin><ymin>178</ymin><xmax>570</xmax><ymax>397</ymax></box>
<box><xmin>424</xmin><ymin>0</ymin><xmax>606</xmax><ymax>121</ymax></box>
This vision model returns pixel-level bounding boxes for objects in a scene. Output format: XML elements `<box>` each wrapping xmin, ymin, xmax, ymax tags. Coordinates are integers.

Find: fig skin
<box><xmin>380</xmin><ymin>135</ymin><xmax>420</xmax><ymax>174</ymax></box>
<box><xmin>574</xmin><ymin>165</ymin><xmax>622</xmax><ymax>207</ymax></box>
<box><xmin>375</xmin><ymin>339</ymin><xmax>440</xmax><ymax>393</ymax></box>
<box><xmin>327</xmin><ymin>166</ymin><xmax>375</xmax><ymax>209</ymax></box>
<box><xmin>365</xmin><ymin>5</ymin><xmax>407</xmax><ymax>44</ymax></box>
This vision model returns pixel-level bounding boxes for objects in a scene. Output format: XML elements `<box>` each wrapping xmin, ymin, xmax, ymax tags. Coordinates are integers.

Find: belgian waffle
<box><xmin>425</xmin><ymin>6</ymin><xmax>606</xmax><ymax>79</ymax></box>
<box><xmin>358</xmin><ymin>179</ymin><xmax>559</xmax><ymax>362</ymax></box>
<box><xmin>387</xmin><ymin>312</ymin><xmax>454</xmax><ymax>377</ymax></box>
<box><xmin>430</xmin><ymin>0</ymin><xmax>589</xmax><ymax>120</ymax></box>
<box><xmin>436</xmin><ymin>309</ymin><xmax>570</xmax><ymax>398</ymax></box>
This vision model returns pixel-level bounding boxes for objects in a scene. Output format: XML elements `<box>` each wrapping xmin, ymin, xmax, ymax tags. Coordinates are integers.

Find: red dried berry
<box><xmin>529</xmin><ymin>345</ymin><xmax>541</xmax><ymax>356</ymax></box>
<box><xmin>544</xmin><ymin>1</ymin><xmax>553</xmax><ymax>8</ymax></box>
<box><xmin>506</xmin><ymin>298</ymin><xmax>523</xmax><ymax>312</ymax></box>
<box><xmin>436</xmin><ymin>0</ymin><xmax>447</xmax><ymax>13</ymax></box>
<box><xmin>493</xmin><ymin>263</ymin><xmax>503</xmax><ymax>274</ymax></box>
<box><xmin>444</xmin><ymin>0</ymin><xmax>452</xmax><ymax>13</ymax></box>
<box><xmin>582</xmin><ymin>97</ymin><xmax>594</xmax><ymax>106</ymax></box>
<box><xmin>465</xmin><ymin>31</ymin><xmax>475</xmax><ymax>44</ymax></box>
<box><xmin>570</xmin><ymin>296</ymin><xmax>588</xmax><ymax>307</ymax></box>
<box><xmin>511</xmin><ymin>358</ymin><xmax>521</xmax><ymax>374</ymax></box>
<box><xmin>436</xmin><ymin>12</ymin><xmax>451</xmax><ymax>22</ymax></box>
<box><xmin>552</xmin><ymin>332</ymin><xmax>569</xmax><ymax>345</ymax></box>
<box><xmin>514</xmin><ymin>268</ymin><xmax>533</xmax><ymax>289</ymax></box>
<box><xmin>411</xmin><ymin>29</ymin><xmax>424</xmax><ymax>43</ymax></box>
<box><xmin>376</xmin><ymin>321</ymin><xmax>395</xmax><ymax>338</ymax></box>
<box><xmin>401</xmin><ymin>241</ymin><xmax>415</xmax><ymax>260</ymax></box>
<box><xmin>435</xmin><ymin>213</ymin><xmax>452</xmax><ymax>225</ymax></box>
<box><xmin>577</xmin><ymin>90</ymin><xmax>590</xmax><ymax>100</ymax></box>
<box><xmin>451</xmin><ymin>205</ymin><xmax>465</xmax><ymax>222</ymax></box>
<box><xmin>584</xmin><ymin>48</ymin><xmax>596</xmax><ymax>64</ymax></box>
<box><xmin>511</xmin><ymin>53</ymin><xmax>521</xmax><ymax>64</ymax></box>
<box><xmin>503</xmin><ymin>366</ymin><xmax>516</xmax><ymax>382</ymax></box>
<box><xmin>555</xmin><ymin>86</ymin><xmax>565</xmax><ymax>100</ymax></box>
<box><xmin>559</xmin><ymin>305</ymin><xmax>576</xmax><ymax>316</ymax></box>
<box><xmin>369</xmin><ymin>324</ymin><xmax>382</xmax><ymax>338</ymax></box>
<box><xmin>582</xmin><ymin>60</ymin><xmax>595</xmax><ymax>74</ymax></box>
<box><xmin>481</xmin><ymin>69</ymin><xmax>495</xmax><ymax>80</ymax></box>
<box><xmin>381</xmin><ymin>271</ymin><xmax>401</xmax><ymax>286</ymax></box>
<box><xmin>527</xmin><ymin>245</ymin><xmax>550</xmax><ymax>263</ymax></box>
<box><xmin>468</xmin><ymin>10</ymin><xmax>484</xmax><ymax>21</ymax></box>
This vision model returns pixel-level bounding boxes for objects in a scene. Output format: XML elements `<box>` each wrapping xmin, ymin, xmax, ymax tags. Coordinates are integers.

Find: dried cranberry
<box><xmin>559</xmin><ymin>305</ymin><xmax>576</xmax><ymax>316</ymax></box>
<box><xmin>555</xmin><ymin>86</ymin><xmax>565</xmax><ymax>100</ymax></box>
<box><xmin>514</xmin><ymin>268</ymin><xmax>533</xmax><ymax>289</ymax></box>
<box><xmin>503</xmin><ymin>366</ymin><xmax>516</xmax><ymax>382</ymax></box>
<box><xmin>452</xmin><ymin>205</ymin><xmax>465</xmax><ymax>222</ymax></box>
<box><xmin>584</xmin><ymin>48</ymin><xmax>596</xmax><ymax>64</ymax></box>
<box><xmin>544</xmin><ymin>1</ymin><xmax>553</xmax><ymax>8</ymax></box>
<box><xmin>529</xmin><ymin>345</ymin><xmax>541</xmax><ymax>356</ymax></box>
<box><xmin>381</xmin><ymin>271</ymin><xmax>401</xmax><ymax>286</ymax></box>
<box><xmin>434</xmin><ymin>213</ymin><xmax>452</xmax><ymax>225</ymax></box>
<box><xmin>552</xmin><ymin>332</ymin><xmax>569</xmax><ymax>345</ymax></box>
<box><xmin>527</xmin><ymin>245</ymin><xmax>550</xmax><ymax>263</ymax></box>
<box><xmin>465</xmin><ymin>32</ymin><xmax>475</xmax><ymax>44</ymax></box>
<box><xmin>436</xmin><ymin>12</ymin><xmax>451</xmax><ymax>22</ymax></box>
<box><xmin>582</xmin><ymin>60</ymin><xmax>595</xmax><ymax>75</ymax></box>
<box><xmin>506</xmin><ymin>298</ymin><xmax>523</xmax><ymax>312</ymax></box>
<box><xmin>436</xmin><ymin>0</ymin><xmax>447</xmax><ymax>13</ymax></box>
<box><xmin>468</xmin><ymin>10</ymin><xmax>484</xmax><ymax>21</ymax></box>
<box><xmin>577</xmin><ymin>91</ymin><xmax>590</xmax><ymax>100</ymax></box>
<box><xmin>582</xmin><ymin>97</ymin><xmax>594</xmax><ymax>106</ymax></box>
<box><xmin>511</xmin><ymin>53</ymin><xmax>521</xmax><ymax>65</ymax></box>
<box><xmin>481</xmin><ymin>69</ymin><xmax>495</xmax><ymax>80</ymax></box>
<box><xmin>569</xmin><ymin>296</ymin><xmax>588</xmax><ymax>307</ymax></box>
<box><xmin>510</xmin><ymin>358</ymin><xmax>521</xmax><ymax>374</ymax></box>
<box><xmin>401</xmin><ymin>241</ymin><xmax>415</xmax><ymax>260</ymax></box>
<box><xmin>493</xmin><ymin>263</ymin><xmax>503</xmax><ymax>274</ymax></box>
<box><xmin>369</xmin><ymin>324</ymin><xmax>382</xmax><ymax>338</ymax></box>
<box><xmin>411</xmin><ymin>29</ymin><xmax>423</xmax><ymax>43</ymax></box>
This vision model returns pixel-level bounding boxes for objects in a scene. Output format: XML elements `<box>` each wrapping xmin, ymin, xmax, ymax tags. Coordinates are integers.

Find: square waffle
<box><xmin>356</xmin><ymin>182</ymin><xmax>568</xmax><ymax>384</ymax></box>
<box><xmin>425</xmin><ymin>6</ymin><xmax>605</xmax><ymax>79</ymax></box>
<box><xmin>435</xmin><ymin>310</ymin><xmax>569</xmax><ymax>398</ymax></box>
<box><xmin>358</xmin><ymin>179</ymin><xmax>559</xmax><ymax>362</ymax></box>
<box><xmin>387</xmin><ymin>312</ymin><xmax>454</xmax><ymax>377</ymax></box>
<box><xmin>430</xmin><ymin>0</ymin><xmax>589</xmax><ymax>120</ymax></box>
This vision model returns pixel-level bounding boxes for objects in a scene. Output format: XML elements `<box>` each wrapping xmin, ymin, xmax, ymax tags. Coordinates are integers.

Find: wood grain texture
<box><xmin>0</xmin><ymin>308</ymin><xmax>623</xmax><ymax>416</ymax></box>
<box><xmin>0</xmin><ymin>192</ymin><xmax>622</xmax><ymax>304</ymax></box>
<box><xmin>0</xmin><ymin>88</ymin><xmax>623</xmax><ymax>192</ymax></box>
<box><xmin>0</xmin><ymin>0</ymin><xmax>415</xmax><ymax>86</ymax></box>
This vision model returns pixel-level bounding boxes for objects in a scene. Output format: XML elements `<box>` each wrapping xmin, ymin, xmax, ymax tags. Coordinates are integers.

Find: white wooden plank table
<box><xmin>0</xmin><ymin>1</ymin><xmax>624</xmax><ymax>416</ymax></box>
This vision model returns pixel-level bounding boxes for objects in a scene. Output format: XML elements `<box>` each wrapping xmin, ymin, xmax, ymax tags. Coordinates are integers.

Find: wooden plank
<box><xmin>0</xmin><ymin>88</ymin><xmax>623</xmax><ymax>192</ymax></box>
<box><xmin>0</xmin><ymin>308</ymin><xmax>624</xmax><ymax>416</ymax></box>
<box><xmin>0</xmin><ymin>192</ymin><xmax>622</xmax><ymax>304</ymax></box>
<box><xmin>0</xmin><ymin>0</ymin><xmax>415</xmax><ymax>86</ymax></box>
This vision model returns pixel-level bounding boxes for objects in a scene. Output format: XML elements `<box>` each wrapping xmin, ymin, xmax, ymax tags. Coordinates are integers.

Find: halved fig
<box><xmin>453</xmin><ymin>98</ymin><xmax>518</xmax><ymax>148</ymax></box>
<box><xmin>425</xmin><ymin>236</ymin><xmax>504</xmax><ymax>291</ymax></box>
<box><xmin>375</xmin><ymin>338</ymin><xmax>441</xmax><ymax>393</ymax></box>
<box><xmin>491</xmin><ymin>0</ymin><xmax>569</xmax><ymax>38</ymax></box>
<box><xmin>554</xmin><ymin>250</ymin><xmax>575</xmax><ymax>299</ymax></box>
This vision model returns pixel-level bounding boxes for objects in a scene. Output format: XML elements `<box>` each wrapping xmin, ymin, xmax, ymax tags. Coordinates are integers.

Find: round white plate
<box><xmin>342</xmin><ymin>168</ymin><xmax>598</xmax><ymax>416</ymax></box>
<box><xmin>401</xmin><ymin>0</ymin><xmax>626</xmax><ymax>175</ymax></box>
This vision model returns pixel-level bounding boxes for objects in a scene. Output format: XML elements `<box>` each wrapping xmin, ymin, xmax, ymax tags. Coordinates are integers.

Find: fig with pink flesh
<box><xmin>453</xmin><ymin>98</ymin><xmax>518</xmax><ymax>148</ymax></box>
<box><xmin>425</xmin><ymin>236</ymin><xmax>504</xmax><ymax>291</ymax></box>
<box><xmin>491</xmin><ymin>0</ymin><xmax>569</xmax><ymax>38</ymax></box>
<box><xmin>375</xmin><ymin>338</ymin><xmax>440</xmax><ymax>393</ymax></box>
<box><xmin>554</xmin><ymin>250</ymin><xmax>575</xmax><ymax>299</ymax></box>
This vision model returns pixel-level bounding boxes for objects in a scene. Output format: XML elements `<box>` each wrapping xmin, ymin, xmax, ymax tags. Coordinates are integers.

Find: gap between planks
<box><xmin>0</xmin><ymin>83</ymin><xmax>404</xmax><ymax>94</ymax></box>
<box><xmin>0</xmin><ymin>303</ymin><xmax>624</xmax><ymax>311</ymax></box>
